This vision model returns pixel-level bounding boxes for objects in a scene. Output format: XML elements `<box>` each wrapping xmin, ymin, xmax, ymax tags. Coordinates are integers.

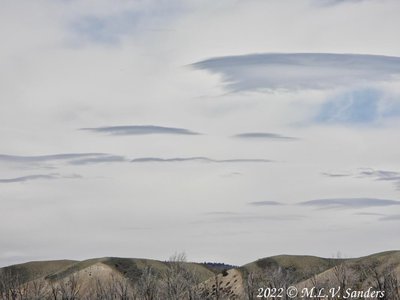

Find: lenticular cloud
<box><xmin>193</xmin><ymin>53</ymin><xmax>400</xmax><ymax>92</ymax></box>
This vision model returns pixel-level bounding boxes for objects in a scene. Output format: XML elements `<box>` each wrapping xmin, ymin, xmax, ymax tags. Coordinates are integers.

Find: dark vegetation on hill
<box><xmin>201</xmin><ymin>262</ymin><xmax>238</xmax><ymax>273</ymax></box>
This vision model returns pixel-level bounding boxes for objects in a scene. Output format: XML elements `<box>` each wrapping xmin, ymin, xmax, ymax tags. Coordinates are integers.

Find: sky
<box><xmin>1</xmin><ymin>0</ymin><xmax>400</xmax><ymax>267</ymax></box>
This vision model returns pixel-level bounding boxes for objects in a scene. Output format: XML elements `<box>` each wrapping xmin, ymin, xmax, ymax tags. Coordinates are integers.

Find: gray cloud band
<box><xmin>193</xmin><ymin>53</ymin><xmax>400</xmax><ymax>92</ymax></box>
<box><xmin>0</xmin><ymin>153</ymin><xmax>125</xmax><ymax>166</ymax></box>
<box><xmin>380</xmin><ymin>215</ymin><xmax>400</xmax><ymax>221</ymax></box>
<box><xmin>323</xmin><ymin>168</ymin><xmax>400</xmax><ymax>191</ymax></box>
<box><xmin>130</xmin><ymin>157</ymin><xmax>272</xmax><ymax>163</ymax></box>
<box><xmin>80</xmin><ymin>125</ymin><xmax>200</xmax><ymax>135</ymax></box>
<box><xmin>248</xmin><ymin>201</ymin><xmax>283</xmax><ymax>206</ymax></box>
<box><xmin>0</xmin><ymin>174</ymin><xmax>82</xmax><ymax>183</ymax></box>
<box><xmin>233</xmin><ymin>132</ymin><xmax>297</xmax><ymax>140</ymax></box>
<box><xmin>299</xmin><ymin>198</ymin><xmax>400</xmax><ymax>209</ymax></box>
<box><xmin>0</xmin><ymin>153</ymin><xmax>272</xmax><ymax>166</ymax></box>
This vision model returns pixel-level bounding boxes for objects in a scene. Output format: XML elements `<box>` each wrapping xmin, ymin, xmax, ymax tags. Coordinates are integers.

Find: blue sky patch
<box><xmin>315</xmin><ymin>89</ymin><xmax>400</xmax><ymax>124</ymax></box>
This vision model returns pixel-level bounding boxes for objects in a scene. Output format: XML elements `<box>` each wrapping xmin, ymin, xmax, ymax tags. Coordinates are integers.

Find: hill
<box><xmin>0</xmin><ymin>251</ymin><xmax>399</xmax><ymax>299</ymax></box>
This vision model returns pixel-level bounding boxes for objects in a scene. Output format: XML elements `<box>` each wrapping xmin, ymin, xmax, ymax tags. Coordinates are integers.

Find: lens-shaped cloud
<box><xmin>299</xmin><ymin>197</ymin><xmax>400</xmax><ymax>209</ymax></box>
<box><xmin>80</xmin><ymin>125</ymin><xmax>200</xmax><ymax>136</ymax></box>
<box><xmin>131</xmin><ymin>157</ymin><xmax>272</xmax><ymax>163</ymax></box>
<box><xmin>193</xmin><ymin>53</ymin><xmax>400</xmax><ymax>92</ymax></box>
<box><xmin>248</xmin><ymin>201</ymin><xmax>284</xmax><ymax>206</ymax></box>
<box><xmin>233</xmin><ymin>132</ymin><xmax>298</xmax><ymax>140</ymax></box>
<box><xmin>0</xmin><ymin>153</ymin><xmax>126</xmax><ymax>166</ymax></box>
<box><xmin>0</xmin><ymin>174</ymin><xmax>82</xmax><ymax>183</ymax></box>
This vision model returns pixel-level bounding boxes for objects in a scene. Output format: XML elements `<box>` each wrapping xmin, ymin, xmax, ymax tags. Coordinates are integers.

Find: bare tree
<box><xmin>330</xmin><ymin>252</ymin><xmax>351</xmax><ymax>300</ymax></box>
<box><xmin>82</xmin><ymin>273</ymin><xmax>134</xmax><ymax>300</ymax></box>
<box><xmin>365</xmin><ymin>262</ymin><xmax>400</xmax><ymax>300</ymax></box>
<box><xmin>58</xmin><ymin>274</ymin><xmax>81</xmax><ymax>300</ymax></box>
<box><xmin>111</xmin><ymin>274</ymin><xmax>133</xmax><ymax>300</ymax></box>
<box><xmin>15</xmin><ymin>281</ymin><xmax>29</xmax><ymax>300</ymax></box>
<box><xmin>0</xmin><ymin>269</ymin><xmax>21</xmax><ymax>300</ymax></box>
<box><xmin>158</xmin><ymin>252</ymin><xmax>204</xmax><ymax>300</ymax></box>
<box><xmin>383</xmin><ymin>270</ymin><xmax>400</xmax><ymax>300</ymax></box>
<box><xmin>90</xmin><ymin>277</ymin><xmax>110</xmax><ymax>300</ymax></box>
<box><xmin>89</xmin><ymin>276</ymin><xmax>118</xmax><ymax>300</ymax></box>
<box><xmin>49</xmin><ymin>280</ymin><xmax>61</xmax><ymax>300</ymax></box>
<box><xmin>27</xmin><ymin>278</ymin><xmax>49</xmax><ymax>300</ymax></box>
<box><xmin>308</xmin><ymin>272</ymin><xmax>325</xmax><ymax>300</ymax></box>
<box><xmin>135</xmin><ymin>266</ymin><xmax>160</xmax><ymax>300</ymax></box>
<box><xmin>163</xmin><ymin>253</ymin><xmax>190</xmax><ymax>299</ymax></box>
<box><xmin>243</xmin><ymin>270</ymin><xmax>272</xmax><ymax>300</ymax></box>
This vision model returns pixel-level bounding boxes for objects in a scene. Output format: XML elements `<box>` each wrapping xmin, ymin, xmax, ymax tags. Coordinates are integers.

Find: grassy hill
<box><xmin>45</xmin><ymin>256</ymin><xmax>216</xmax><ymax>282</ymax></box>
<box><xmin>241</xmin><ymin>254</ymin><xmax>343</xmax><ymax>284</ymax></box>
<box><xmin>0</xmin><ymin>260</ymin><xmax>77</xmax><ymax>284</ymax></box>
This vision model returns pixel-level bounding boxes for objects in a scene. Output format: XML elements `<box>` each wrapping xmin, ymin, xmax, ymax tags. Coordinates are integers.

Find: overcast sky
<box><xmin>1</xmin><ymin>0</ymin><xmax>400</xmax><ymax>267</ymax></box>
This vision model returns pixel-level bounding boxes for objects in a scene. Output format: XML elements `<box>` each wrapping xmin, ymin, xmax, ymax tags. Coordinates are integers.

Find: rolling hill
<box><xmin>0</xmin><ymin>251</ymin><xmax>399</xmax><ymax>299</ymax></box>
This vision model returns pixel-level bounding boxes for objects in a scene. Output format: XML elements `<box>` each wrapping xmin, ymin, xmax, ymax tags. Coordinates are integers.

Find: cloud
<box><xmin>0</xmin><ymin>153</ymin><xmax>105</xmax><ymax>163</ymax></box>
<box><xmin>68</xmin><ymin>155</ymin><xmax>128</xmax><ymax>165</ymax></box>
<box><xmin>192</xmin><ymin>53</ymin><xmax>400</xmax><ymax>92</ymax></box>
<box><xmin>120</xmin><ymin>226</ymin><xmax>154</xmax><ymax>231</ymax></box>
<box><xmin>315</xmin><ymin>0</ymin><xmax>366</xmax><ymax>6</ymax></box>
<box><xmin>354</xmin><ymin>212</ymin><xmax>385</xmax><ymax>216</ymax></box>
<box><xmin>380</xmin><ymin>214</ymin><xmax>400</xmax><ymax>221</ymax></box>
<box><xmin>321</xmin><ymin>172</ymin><xmax>351</xmax><ymax>177</ymax></box>
<box><xmin>358</xmin><ymin>168</ymin><xmax>400</xmax><ymax>181</ymax></box>
<box><xmin>299</xmin><ymin>198</ymin><xmax>400</xmax><ymax>209</ymax></box>
<box><xmin>0</xmin><ymin>173</ymin><xmax>82</xmax><ymax>183</ymax></box>
<box><xmin>203</xmin><ymin>211</ymin><xmax>240</xmax><ymax>216</ymax></box>
<box><xmin>323</xmin><ymin>168</ymin><xmax>400</xmax><ymax>191</ymax></box>
<box><xmin>323</xmin><ymin>168</ymin><xmax>400</xmax><ymax>181</ymax></box>
<box><xmin>80</xmin><ymin>125</ymin><xmax>200</xmax><ymax>136</ymax></box>
<box><xmin>248</xmin><ymin>201</ymin><xmax>284</xmax><ymax>206</ymax></box>
<box><xmin>220</xmin><ymin>172</ymin><xmax>243</xmax><ymax>178</ymax></box>
<box><xmin>0</xmin><ymin>153</ymin><xmax>125</xmax><ymax>166</ymax></box>
<box><xmin>130</xmin><ymin>157</ymin><xmax>272</xmax><ymax>163</ymax></box>
<box><xmin>228</xmin><ymin>215</ymin><xmax>304</xmax><ymax>222</ymax></box>
<box><xmin>3</xmin><ymin>0</ymin><xmax>400</xmax><ymax>267</ymax></box>
<box><xmin>357</xmin><ymin>168</ymin><xmax>400</xmax><ymax>191</ymax></box>
<box><xmin>0</xmin><ymin>153</ymin><xmax>272</xmax><ymax>167</ymax></box>
<box><xmin>197</xmin><ymin>214</ymin><xmax>304</xmax><ymax>224</ymax></box>
<box><xmin>233</xmin><ymin>132</ymin><xmax>297</xmax><ymax>140</ymax></box>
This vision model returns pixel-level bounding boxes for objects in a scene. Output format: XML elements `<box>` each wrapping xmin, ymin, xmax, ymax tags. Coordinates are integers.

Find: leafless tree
<box><xmin>383</xmin><ymin>270</ymin><xmax>400</xmax><ymax>300</ymax></box>
<box><xmin>135</xmin><ymin>266</ymin><xmax>159</xmax><ymax>300</ymax></box>
<box><xmin>15</xmin><ymin>281</ymin><xmax>29</xmax><ymax>300</ymax></box>
<box><xmin>27</xmin><ymin>278</ymin><xmax>49</xmax><ymax>300</ymax></box>
<box><xmin>308</xmin><ymin>272</ymin><xmax>325</xmax><ymax>300</ymax></box>
<box><xmin>243</xmin><ymin>264</ymin><xmax>296</xmax><ymax>300</ymax></box>
<box><xmin>364</xmin><ymin>262</ymin><xmax>400</xmax><ymax>300</ymax></box>
<box><xmin>331</xmin><ymin>253</ymin><xmax>350</xmax><ymax>300</ymax></box>
<box><xmin>49</xmin><ymin>280</ymin><xmax>61</xmax><ymax>300</ymax></box>
<box><xmin>0</xmin><ymin>269</ymin><xmax>21</xmax><ymax>300</ymax></box>
<box><xmin>111</xmin><ymin>274</ymin><xmax>133</xmax><ymax>300</ymax></box>
<box><xmin>244</xmin><ymin>271</ymin><xmax>264</xmax><ymax>300</ymax></box>
<box><xmin>264</xmin><ymin>266</ymin><xmax>293</xmax><ymax>300</ymax></box>
<box><xmin>83</xmin><ymin>272</ymin><xmax>135</xmax><ymax>300</ymax></box>
<box><xmin>57</xmin><ymin>274</ymin><xmax>81</xmax><ymax>300</ymax></box>
<box><xmin>163</xmin><ymin>253</ymin><xmax>190</xmax><ymax>299</ymax></box>
<box><xmin>159</xmin><ymin>252</ymin><xmax>204</xmax><ymax>300</ymax></box>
